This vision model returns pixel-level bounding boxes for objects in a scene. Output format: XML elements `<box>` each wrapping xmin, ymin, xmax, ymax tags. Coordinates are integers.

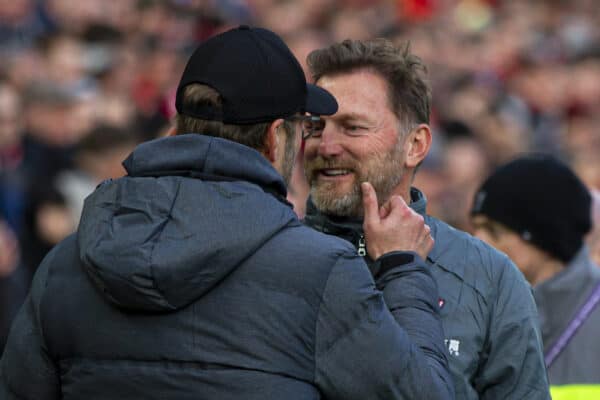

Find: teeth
<box><xmin>322</xmin><ymin>169</ymin><xmax>350</xmax><ymax>176</ymax></box>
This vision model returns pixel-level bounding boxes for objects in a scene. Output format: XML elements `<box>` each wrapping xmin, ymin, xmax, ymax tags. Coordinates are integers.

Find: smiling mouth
<box><xmin>319</xmin><ymin>169</ymin><xmax>352</xmax><ymax>177</ymax></box>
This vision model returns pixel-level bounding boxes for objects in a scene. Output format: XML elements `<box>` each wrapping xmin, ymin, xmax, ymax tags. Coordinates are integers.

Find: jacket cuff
<box><xmin>374</xmin><ymin>251</ymin><xmax>422</xmax><ymax>278</ymax></box>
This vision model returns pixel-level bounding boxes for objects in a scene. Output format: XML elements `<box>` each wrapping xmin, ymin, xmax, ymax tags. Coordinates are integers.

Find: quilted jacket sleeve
<box><xmin>474</xmin><ymin>256</ymin><xmax>550</xmax><ymax>399</ymax></box>
<box><xmin>0</xmin><ymin>248</ymin><xmax>61</xmax><ymax>400</ymax></box>
<box><xmin>314</xmin><ymin>250</ymin><xmax>454</xmax><ymax>399</ymax></box>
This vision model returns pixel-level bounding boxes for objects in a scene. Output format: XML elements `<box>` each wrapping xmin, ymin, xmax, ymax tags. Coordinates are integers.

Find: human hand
<box><xmin>361</xmin><ymin>182</ymin><xmax>433</xmax><ymax>260</ymax></box>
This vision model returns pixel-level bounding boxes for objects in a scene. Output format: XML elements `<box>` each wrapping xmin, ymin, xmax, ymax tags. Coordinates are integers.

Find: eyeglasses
<box><xmin>286</xmin><ymin>115</ymin><xmax>326</xmax><ymax>140</ymax></box>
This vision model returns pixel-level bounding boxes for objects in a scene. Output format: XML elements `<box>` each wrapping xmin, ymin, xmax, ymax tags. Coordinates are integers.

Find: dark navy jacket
<box><xmin>0</xmin><ymin>135</ymin><xmax>453</xmax><ymax>400</ymax></box>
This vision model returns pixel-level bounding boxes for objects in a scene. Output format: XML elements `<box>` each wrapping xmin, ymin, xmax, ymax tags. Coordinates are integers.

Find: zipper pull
<box><xmin>357</xmin><ymin>235</ymin><xmax>367</xmax><ymax>257</ymax></box>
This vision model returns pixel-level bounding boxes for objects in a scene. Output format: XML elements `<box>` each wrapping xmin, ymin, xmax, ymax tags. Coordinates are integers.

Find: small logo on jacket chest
<box><xmin>445</xmin><ymin>339</ymin><xmax>461</xmax><ymax>356</ymax></box>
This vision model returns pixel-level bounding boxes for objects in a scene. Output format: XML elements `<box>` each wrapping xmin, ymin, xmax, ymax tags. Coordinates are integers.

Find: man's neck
<box><xmin>384</xmin><ymin>185</ymin><xmax>412</xmax><ymax>208</ymax></box>
<box><xmin>531</xmin><ymin>257</ymin><xmax>564</xmax><ymax>286</ymax></box>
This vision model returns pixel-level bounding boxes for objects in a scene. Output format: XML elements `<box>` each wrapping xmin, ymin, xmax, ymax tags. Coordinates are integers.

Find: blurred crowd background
<box><xmin>1</xmin><ymin>0</ymin><xmax>600</xmax><ymax>352</ymax></box>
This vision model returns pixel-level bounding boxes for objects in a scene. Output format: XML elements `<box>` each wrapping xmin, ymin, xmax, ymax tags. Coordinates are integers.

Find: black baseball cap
<box><xmin>175</xmin><ymin>25</ymin><xmax>337</xmax><ymax>124</ymax></box>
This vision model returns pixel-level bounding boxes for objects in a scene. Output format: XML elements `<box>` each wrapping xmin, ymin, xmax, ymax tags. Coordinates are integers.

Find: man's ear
<box><xmin>404</xmin><ymin>124</ymin><xmax>432</xmax><ymax>168</ymax></box>
<box><xmin>263</xmin><ymin>118</ymin><xmax>285</xmax><ymax>163</ymax></box>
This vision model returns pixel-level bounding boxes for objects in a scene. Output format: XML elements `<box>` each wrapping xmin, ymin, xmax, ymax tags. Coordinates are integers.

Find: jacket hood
<box><xmin>78</xmin><ymin>134</ymin><xmax>296</xmax><ymax>312</ymax></box>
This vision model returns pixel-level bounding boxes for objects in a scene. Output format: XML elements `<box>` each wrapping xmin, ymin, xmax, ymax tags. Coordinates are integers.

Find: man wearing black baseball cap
<box><xmin>1</xmin><ymin>26</ymin><xmax>452</xmax><ymax>399</ymax></box>
<box><xmin>471</xmin><ymin>154</ymin><xmax>600</xmax><ymax>398</ymax></box>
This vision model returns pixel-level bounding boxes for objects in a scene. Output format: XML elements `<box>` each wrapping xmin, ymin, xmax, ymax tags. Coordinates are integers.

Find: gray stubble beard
<box><xmin>308</xmin><ymin>141</ymin><xmax>405</xmax><ymax>218</ymax></box>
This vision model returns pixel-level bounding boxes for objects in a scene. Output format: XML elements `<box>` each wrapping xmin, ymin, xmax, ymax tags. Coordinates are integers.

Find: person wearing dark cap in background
<box><xmin>471</xmin><ymin>154</ymin><xmax>600</xmax><ymax>400</ymax></box>
<box><xmin>0</xmin><ymin>26</ymin><xmax>453</xmax><ymax>400</ymax></box>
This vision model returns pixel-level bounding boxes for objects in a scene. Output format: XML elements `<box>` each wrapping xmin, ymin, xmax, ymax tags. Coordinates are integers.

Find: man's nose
<box><xmin>317</xmin><ymin>123</ymin><xmax>344</xmax><ymax>157</ymax></box>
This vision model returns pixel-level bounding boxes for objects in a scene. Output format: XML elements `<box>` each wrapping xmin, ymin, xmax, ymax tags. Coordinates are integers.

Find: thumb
<box><xmin>386</xmin><ymin>195</ymin><xmax>411</xmax><ymax>216</ymax></box>
<box><xmin>361</xmin><ymin>182</ymin><xmax>380</xmax><ymax>227</ymax></box>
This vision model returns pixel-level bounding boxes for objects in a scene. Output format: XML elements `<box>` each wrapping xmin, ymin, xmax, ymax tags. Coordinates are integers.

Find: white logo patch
<box><xmin>445</xmin><ymin>339</ymin><xmax>461</xmax><ymax>356</ymax></box>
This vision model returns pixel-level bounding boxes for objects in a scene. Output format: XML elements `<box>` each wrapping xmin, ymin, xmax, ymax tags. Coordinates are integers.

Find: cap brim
<box><xmin>305</xmin><ymin>84</ymin><xmax>338</xmax><ymax>116</ymax></box>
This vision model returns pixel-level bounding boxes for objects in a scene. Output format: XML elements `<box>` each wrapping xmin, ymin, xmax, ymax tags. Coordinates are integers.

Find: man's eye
<box><xmin>346</xmin><ymin>125</ymin><xmax>365</xmax><ymax>133</ymax></box>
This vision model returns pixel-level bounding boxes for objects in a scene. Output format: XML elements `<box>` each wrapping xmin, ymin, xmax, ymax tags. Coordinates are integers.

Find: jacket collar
<box><xmin>304</xmin><ymin>198</ymin><xmax>364</xmax><ymax>244</ymax></box>
<box><xmin>410</xmin><ymin>187</ymin><xmax>428</xmax><ymax>216</ymax></box>
<box><xmin>533</xmin><ymin>246</ymin><xmax>600</xmax><ymax>350</ymax></box>
<box><xmin>304</xmin><ymin>186</ymin><xmax>436</xmax><ymax>259</ymax></box>
<box><xmin>534</xmin><ymin>247</ymin><xmax>599</xmax><ymax>296</ymax></box>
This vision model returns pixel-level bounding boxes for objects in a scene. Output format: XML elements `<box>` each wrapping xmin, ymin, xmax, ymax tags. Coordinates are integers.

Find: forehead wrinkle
<box><xmin>334</xmin><ymin>111</ymin><xmax>371</xmax><ymax>122</ymax></box>
<box><xmin>320</xmin><ymin>70</ymin><xmax>390</xmax><ymax>110</ymax></box>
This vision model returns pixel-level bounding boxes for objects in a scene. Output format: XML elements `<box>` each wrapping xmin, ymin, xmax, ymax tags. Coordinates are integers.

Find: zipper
<box><xmin>357</xmin><ymin>234</ymin><xmax>367</xmax><ymax>257</ymax></box>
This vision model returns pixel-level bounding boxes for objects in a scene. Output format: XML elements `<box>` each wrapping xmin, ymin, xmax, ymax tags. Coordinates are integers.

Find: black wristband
<box><xmin>375</xmin><ymin>251</ymin><xmax>417</xmax><ymax>278</ymax></box>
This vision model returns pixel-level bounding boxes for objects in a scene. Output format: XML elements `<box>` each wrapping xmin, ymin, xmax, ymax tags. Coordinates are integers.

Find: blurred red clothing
<box><xmin>398</xmin><ymin>0</ymin><xmax>438</xmax><ymax>21</ymax></box>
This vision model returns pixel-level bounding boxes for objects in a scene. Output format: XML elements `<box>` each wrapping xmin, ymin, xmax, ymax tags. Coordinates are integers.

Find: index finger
<box><xmin>361</xmin><ymin>182</ymin><xmax>380</xmax><ymax>227</ymax></box>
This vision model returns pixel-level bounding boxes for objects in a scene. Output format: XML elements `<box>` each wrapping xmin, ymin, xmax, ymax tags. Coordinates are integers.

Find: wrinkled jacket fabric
<box><xmin>0</xmin><ymin>135</ymin><xmax>453</xmax><ymax>400</ymax></box>
<box><xmin>305</xmin><ymin>188</ymin><xmax>550</xmax><ymax>400</ymax></box>
<box><xmin>534</xmin><ymin>247</ymin><xmax>600</xmax><ymax>399</ymax></box>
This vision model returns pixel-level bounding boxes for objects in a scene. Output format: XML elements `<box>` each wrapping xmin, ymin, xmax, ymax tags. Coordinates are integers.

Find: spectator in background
<box><xmin>0</xmin><ymin>0</ymin><xmax>49</xmax><ymax>55</ymax></box>
<box><xmin>18</xmin><ymin>182</ymin><xmax>73</xmax><ymax>284</ymax></box>
<box><xmin>471</xmin><ymin>154</ymin><xmax>600</xmax><ymax>399</ymax></box>
<box><xmin>20</xmin><ymin>83</ymin><xmax>82</xmax><ymax>184</ymax></box>
<box><xmin>0</xmin><ymin>82</ymin><xmax>25</xmax><ymax>233</ymax></box>
<box><xmin>0</xmin><ymin>82</ymin><xmax>30</xmax><ymax>352</ymax></box>
<box><xmin>302</xmin><ymin>38</ymin><xmax>549</xmax><ymax>399</ymax></box>
<box><xmin>38</xmin><ymin>31</ymin><xmax>90</xmax><ymax>92</ymax></box>
<box><xmin>17</xmin><ymin>122</ymin><xmax>139</xmax><ymax>282</ymax></box>
<box><xmin>15</xmin><ymin>83</ymin><xmax>85</xmax><ymax>273</ymax></box>
<box><xmin>55</xmin><ymin>124</ymin><xmax>138</xmax><ymax>225</ymax></box>
<box><xmin>0</xmin><ymin>218</ymin><xmax>27</xmax><ymax>354</ymax></box>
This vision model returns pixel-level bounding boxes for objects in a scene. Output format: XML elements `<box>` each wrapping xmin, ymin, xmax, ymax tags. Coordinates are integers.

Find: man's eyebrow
<box><xmin>334</xmin><ymin>111</ymin><xmax>371</xmax><ymax>121</ymax></box>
